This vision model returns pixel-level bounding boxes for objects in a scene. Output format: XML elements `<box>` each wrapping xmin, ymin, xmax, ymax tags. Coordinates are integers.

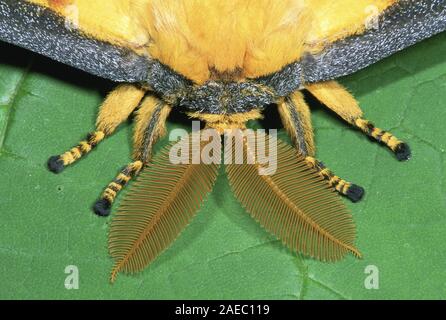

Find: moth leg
<box><xmin>93</xmin><ymin>161</ymin><xmax>144</xmax><ymax>217</ymax></box>
<box><xmin>93</xmin><ymin>95</ymin><xmax>172</xmax><ymax>216</ymax></box>
<box><xmin>306</xmin><ymin>80</ymin><xmax>411</xmax><ymax>161</ymax></box>
<box><xmin>277</xmin><ymin>91</ymin><xmax>315</xmax><ymax>156</ymax></box>
<box><xmin>47</xmin><ymin>84</ymin><xmax>146</xmax><ymax>173</ymax></box>
<box><xmin>278</xmin><ymin>91</ymin><xmax>364</xmax><ymax>202</ymax></box>
<box><xmin>354</xmin><ymin>118</ymin><xmax>411</xmax><ymax>161</ymax></box>
<box><xmin>305</xmin><ymin>156</ymin><xmax>364</xmax><ymax>203</ymax></box>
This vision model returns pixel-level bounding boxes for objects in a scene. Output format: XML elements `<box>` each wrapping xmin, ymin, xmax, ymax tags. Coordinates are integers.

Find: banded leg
<box><xmin>94</xmin><ymin>161</ymin><xmax>143</xmax><ymax>216</ymax></box>
<box><xmin>306</xmin><ymin>80</ymin><xmax>411</xmax><ymax>161</ymax></box>
<box><xmin>305</xmin><ymin>156</ymin><xmax>365</xmax><ymax>203</ymax></box>
<box><xmin>47</xmin><ymin>84</ymin><xmax>146</xmax><ymax>173</ymax></box>
<box><xmin>354</xmin><ymin>118</ymin><xmax>411</xmax><ymax>161</ymax></box>
<box><xmin>47</xmin><ymin>131</ymin><xmax>105</xmax><ymax>173</ymax></box>
<box><xmin>278</xmin><ymin>91</ymin><xmax>365</xmax><ymax>202</ymax></box>
<box><xmin>93</xmin><ymin>95</ymin><xmax>172</xmax><ymax>216</ymax></box>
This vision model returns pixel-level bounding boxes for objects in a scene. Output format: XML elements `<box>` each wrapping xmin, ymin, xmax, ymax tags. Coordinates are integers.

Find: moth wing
<box><xmin>302</xmin><ymin>0</ymin><xmax>446</xmax><ymax>83</ymax></box>
<box><xmin>0</xmin><ymin>0</ymin><xmax>150</xmax><ymax>82</ymax></box>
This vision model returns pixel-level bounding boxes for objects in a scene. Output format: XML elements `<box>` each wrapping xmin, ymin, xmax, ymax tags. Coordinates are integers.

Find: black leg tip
<box><xmin>346</xmin><ymin>184</ymin><xmax>365</xmax><ymax>203</ymax></box>
<box><xmin>93</xmin><ymin>199</ymin><xmax>112</xmax><ymax>217</ymax></box>
<box><xmin>47</xmin><ymin>156</ymin><xmax>65</xmax><ymax>174</ymax></box>
<box><xmin>395</xmin><ymin>143</ymin><xmax>411</xmax><ymax>161</ymax></box>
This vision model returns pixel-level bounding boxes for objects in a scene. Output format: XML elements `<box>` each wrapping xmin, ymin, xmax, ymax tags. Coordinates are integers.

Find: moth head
<box><xmin>178</xmin><ymin>81</ymin><xmax>279</xmax><ymax>114</ymax></box>
<box><xmin>145</xmin><ymin>59</ymin><xmax>303</xmax><ymax>114</ymax></box>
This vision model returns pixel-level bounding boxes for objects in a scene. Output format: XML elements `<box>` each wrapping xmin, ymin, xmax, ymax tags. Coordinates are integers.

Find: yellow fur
<box><xmin>96</xmin><ymin>84</ymin><xmax>146</xmax><ymax>135</ymax></box>
<box><xmin>188</xmin><ymin>110</ymin><xmax>263</xmax><ymax>133</ymax></box>
<box><xmin>305</xmin><ymin>0</ymin><xmax>396</xmax><ymax>53</ymax></box>
<box><xmin>59</xmin><ymin>131</ymin><xmax>105</xmax><ymax>165</ymax></box>
<box><xmin>27</xmin><ymin>0</ymin><xmax>150</xmax><ymax>52</ymax></box>
<box><xmin>304</xmin><ymin>82</ymin><xmax>407</xmax><ymax>158</ymax></box>
<box><xmin>355</xmin><ymin>119</ymin><xmax>403</xmax><ymax>151</ymax></box>
<box><xmin>139</xmin><ymin>0</ymin><xmax>395</xmax><ymax>82</ymax></box>
<box><xmin>101</xmin><ymin>160</ymin><xmax>143</xmax><ymax>204</ymax></box>
<box><xmin>138</xmin><ymin>0</ymin><xmax>309</xmax><ymax>83</ymax></box>
<box><xmin>27</xmin><ymin>0</ymin><xmax>397</xmax><ymax>84</ymax></box>
<box><xmin>304</xmin><ymin>156</ymin><xmax>353</xmax><ymax>196</ymax></box>
<box><xmin>306</xmin><ymin>81</ymin><xmax>363</xmax><ymax>123</ymax></box>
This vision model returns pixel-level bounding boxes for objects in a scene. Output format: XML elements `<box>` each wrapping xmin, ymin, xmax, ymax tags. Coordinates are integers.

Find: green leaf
<box><xmin>0</xmin><ymin>32</ymin><xmax>445</xmax><ymax>299</ymax></box>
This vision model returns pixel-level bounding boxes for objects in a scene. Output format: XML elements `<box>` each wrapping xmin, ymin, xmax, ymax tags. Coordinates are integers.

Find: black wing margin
<box><xmin>0</xmin><ymin>0</ymin><xmax>445</xmax><ymax>96</ymax></box>
<box><xmin>303</xmin><ymin>0</ymin><xmax>446</xmax><ymax>83</ymax></box>
<box><xmin>0</xmin><ymin>0</ymin><xmax>150</xmax><ymax>83</ymax></box>
<box><xmin>258</xmin><ymin>0</ymin><xmax>446</xmax><ymax>97</ymax></box>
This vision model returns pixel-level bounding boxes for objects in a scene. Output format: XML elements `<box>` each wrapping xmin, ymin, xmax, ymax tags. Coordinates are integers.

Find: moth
<box><xmin>0</xmin><ymin>0</ymin><xmax>445</xmax><ymax>282</ymax></box>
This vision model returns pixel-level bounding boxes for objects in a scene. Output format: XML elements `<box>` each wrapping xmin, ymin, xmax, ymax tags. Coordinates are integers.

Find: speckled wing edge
<box><xmin>0</xmin><ymin>0</ymin><xmax>150</xmax><ymax>83</ymax></box>
<box><xmin>302</xmin><ymin>0</ymin><xmax>446</xmax><ymax>83</ymax></box>
<box><xmin>0</xmin><ymin>0</ymin><xmax>445</xmax><ymax>95</ymax></box>
<box><xmin>258</xmin><ymin>0</ymin><xmax>446</xmax><ymax>96</ymax></box>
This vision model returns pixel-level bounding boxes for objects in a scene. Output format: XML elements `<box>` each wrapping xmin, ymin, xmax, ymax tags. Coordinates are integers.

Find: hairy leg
<box><xmin>278</xmin><ymin>91</ymin><xmax>364</xmax><ymax>202</ymax></box>
<box><xmin>47</xmin><ymin>84</ymin><xmax>146</xmax><ymax>173</ymax></box>
<box><xmin>306</xmin><ymin>80</ymin><xmax>411</xmax><ymax>161</ymax></box>
<box><xmin>94</xmin><ymin>95</ymin><xmax>172</xmax><ymax>216</ymax></box>
<box><xmin>304</xmin><ymin>156</ymin><xmax>364</xmax><ymax>203</ymax></box>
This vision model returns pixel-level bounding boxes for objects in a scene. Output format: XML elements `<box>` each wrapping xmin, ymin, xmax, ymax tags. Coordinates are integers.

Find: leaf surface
<box><xmin>0</xmin><ymin>33</ymin><xmax>445</xmax><ymax>299</ymax></box>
